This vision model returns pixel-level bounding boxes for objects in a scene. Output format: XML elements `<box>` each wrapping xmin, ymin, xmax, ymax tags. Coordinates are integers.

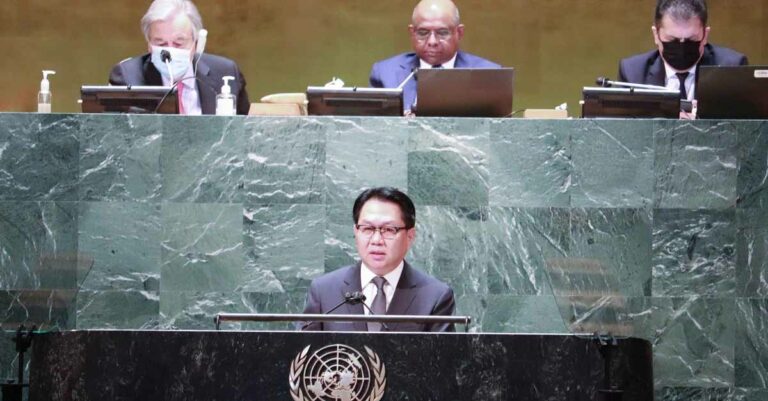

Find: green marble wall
<box><xmin>1</xmin><ymin>113</ymin><xmax>767</xmax><ymax>400</ymax></box>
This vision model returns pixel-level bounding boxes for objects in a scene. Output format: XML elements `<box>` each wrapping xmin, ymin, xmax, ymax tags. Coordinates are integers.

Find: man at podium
<box><xmin>302</xmin><ymin>187</ymin><xmax>456</xmax><ymax>332</ymax></box>
<box><xmin>108</xmin><ymin>0</ymin><xmax>250</xmax><ymax>115</ymax></box>
<box><xmin>369</xmin><ymin>0</ymin><xmax>500</xmax><ymax>114</ymax></box>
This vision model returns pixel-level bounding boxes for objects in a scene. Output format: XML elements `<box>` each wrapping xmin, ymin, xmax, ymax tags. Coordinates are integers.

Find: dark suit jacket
<box><xmin>618</xmin><ymin>43</ymin><xmax>748</xmax><ymax>87</ymax></box>
<box><xmin>302</xmin><ymin>261</ymin><xmax>456</xmax><ymax>332</ymax></box>
<box><xmin>369</xmin><ymin>51</ymin><xmax>501</xmax><ymax>112</ymax></box>
<box><xmin>109</xmin><ymin>53</ymin><xmax>250</xmax><ymax>115</ymax></box>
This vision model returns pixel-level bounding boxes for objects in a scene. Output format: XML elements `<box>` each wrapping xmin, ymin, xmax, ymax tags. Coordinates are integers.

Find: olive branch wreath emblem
<box><xmin>289</xmin><ymin>345</ymin><xmax>386</xmax><ymax>401</ymax></box>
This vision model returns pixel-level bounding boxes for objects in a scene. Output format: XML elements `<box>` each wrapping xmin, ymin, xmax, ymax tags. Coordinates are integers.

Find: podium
<box><xmin>30</xmin><ymin>330</ymin><xmax>652</xmax><ymax>401</ymax></box>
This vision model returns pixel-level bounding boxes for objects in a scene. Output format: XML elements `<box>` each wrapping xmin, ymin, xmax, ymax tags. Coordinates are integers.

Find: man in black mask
<box><xmin>618</xmin><ymin>0</ymin><xmax>747</xmax><ymax>107</ymax></box>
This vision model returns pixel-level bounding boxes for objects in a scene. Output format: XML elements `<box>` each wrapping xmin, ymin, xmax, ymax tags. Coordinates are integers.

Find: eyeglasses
<box><xmin>355</xmin><ymin>224</ymin><xmax>409</xmax><ymax>240</ymax></box>
<box><xmin>414</xmin><ymin>28</ymin><xmax>454</xmax><ymax>41</ymax></box>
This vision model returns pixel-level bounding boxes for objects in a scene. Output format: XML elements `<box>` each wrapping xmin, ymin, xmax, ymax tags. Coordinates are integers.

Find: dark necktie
<box><xmin>676</xmin><ymin>72</ymin><xmax>689</xmax><ymax>100</ymax></box>
<box><xmin>367</xmin><ymin>276</ymin><xmax>387</xmax><ymax>332</ymax></box>
<box><xmin>432</xmin><ymin>64</ymin><xmax>443</xmax><ymax>69</ymax></box>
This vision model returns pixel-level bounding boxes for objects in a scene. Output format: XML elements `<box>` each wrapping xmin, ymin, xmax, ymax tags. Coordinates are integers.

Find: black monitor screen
<box><xmin>306</xmin><ymin>87</ymin><xmax>403</xmax><ymax>116</ymax></box>
<box><xmin>582</xmin><ymin>87</ymin><xmax>680</xmax><ymax>118</ymax></box>
<box><xmin>80</xmin><ymin>85</ymin><xmax>179</xmax><ymax>114</ymax></box>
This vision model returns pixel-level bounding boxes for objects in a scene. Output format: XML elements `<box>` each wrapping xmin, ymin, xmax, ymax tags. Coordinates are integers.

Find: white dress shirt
<box><xmin>662</xmin><ymin>62</ymin><xmax>697</xmax><ymax>101</ymax></box>
<box><xmin>419</xmin><ymin>53</ymin><xmax>458</xmax><ymax>69</ymax></box>
<box><xmin>360</xmin><ymin>261</ymin><xmax>404</xmax><ymax>313</ymax></box>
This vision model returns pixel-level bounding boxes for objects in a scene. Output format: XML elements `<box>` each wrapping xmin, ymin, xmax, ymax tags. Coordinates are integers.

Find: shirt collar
<box><xmin>360</xmin><ymin>261</ymin><xmax>404</xmax><ymax>289</ymax></box>
<box><xmin>419</xmin><ymin>52</ymin><xmax>458</xmax><ymax>69</ymax></box>
<box><xmin>662</xmin><ymin>61</ymin><xmax>697</xmax><ymax>81</ymax></box>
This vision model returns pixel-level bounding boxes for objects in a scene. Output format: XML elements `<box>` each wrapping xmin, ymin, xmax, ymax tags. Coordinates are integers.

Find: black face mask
<box><xmin>660</xmin><ymin>39</ymin><xmax>703</xmax><ymax>71</ymax></box>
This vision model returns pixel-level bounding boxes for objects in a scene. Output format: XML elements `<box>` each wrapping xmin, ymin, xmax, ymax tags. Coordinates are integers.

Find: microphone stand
<box><xmin>1</xmin><ymin>325</ymin><xmax>36</xmax><ymax>401</ymax></box>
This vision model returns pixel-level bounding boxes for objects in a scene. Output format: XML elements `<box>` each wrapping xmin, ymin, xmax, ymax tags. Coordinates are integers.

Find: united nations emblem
<box><xmin>289</xmin><ymin>344</ymin><xmax>386</xmax><ymax>401</ymax></box>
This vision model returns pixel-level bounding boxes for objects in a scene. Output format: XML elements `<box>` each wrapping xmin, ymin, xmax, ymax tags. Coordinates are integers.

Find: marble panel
<box><xmin>735</xmin><ymin>298</ymin><xmax>768</xmax><ymax>388</ymax></box>
<box><xmin>653</xmin><ymin>209</ymin><xmax>736</xmax><ymax>297</ymax></box>
<box><xmin>657</xmin><ymin>387</ymin><xmax>737</xmax><ymax>401</ymax></box>
<box><xmin>567</xmin><ymin>208</ymin><xmax>652</xmax><ymax>297</ymax></box>
<box><xmin>244</xmin><ymin>117</ymin><xmax>327</xmax><ymax>204</ymax></box>
<box><xmin>408</xmin><ymin>118</ymin><xmax>490</xmax><ymax>207</ymax></box>
<box><xmin>408</xmin><ymin>205</ymin><xmax>489</xmax><ymax>301</ymax></box>
<box><xmin>572</xmin><ymin>119</ymin><xmax>654</xmax><ymax>208</ymax></box>
<box><xmin>158</xmin><ymin>291</ymin><xmax>249</xmax><ymax>329</ymax></box>
<box><xmin>481</xmin><ymin>294</ymin><xmax>568</xmax><ymax>333</ymax></box>
<box><xmin>160</xmin><ymin>116</ymin><xmax>247</xmax><ymax>203</ymax></box>
<box><xmin>0</xmin><ymin>201</ymin><xmax>78</xmax><ymax>290</ymax></box>
<box><xmin>160</xmin><ymin>203</ymin><xmax>244</xmax><ymax>292</ymax></box>
<box><xmin>0</xmin><ymin>113</ymin><xmax>79</xmax><ymax>201</ymax></box>
<box><xmin>555</xmin><ymin>296</ymin><xmax>654</xmax><ymax>339</ymax></box>
<box><xmin>489</xmin><ymin>119</ymin><xmax>572</xmax><ymax>207</ymax></box>
<box><xmin>657</xmin><ymin>387</ymin><xmax>768</xmax><ymax>401</ymax></box>
<box><xmin>77</xmin><ymin>201</ymin><xmax>161</xmax><ymax>291</ymax></box>
<box><xmin>78</xmin><ymin>114</ymin><xmax>162</xmax><ymax>201</ymax></box>
<box><xmin>486</xmin><ymin>207</ymin><xmax>569</xmax><ymax>295</ymax></box>
<box><xmin>736</xmin><ymin>121</ymin><xmax>768</xmax><ymax>209</ymax></box>
<box><xmin>654</xmin><ymin>120</ymin><xmax>738</xmax><ymax>209</ymax></box>
<box><xmin>236</xmin><ymin>291</ymin><xmax>310</xmax><ymax>331</ymax></box>
<box><xmin>652</xmin><ymin>297</ymin><xmax>735</xmax><ymax>388</ymax></box>
<box><xmin>242</xmin><ymin>203</ymin><xmax>325</xmax><ymax>292</ymax></box>
<box><xmin>0</xmin><ymin>329</ymin><xmax>17</xmax><ymax>380</ymax></box>
<box><xmin>323</xmin><ymin>203</ymin><xmax>359</xmax><ymax>273</ymax></box>
<box><xmin>75</xmin><ymin>290</ymin><xmax>160</xmax><ymax>329</ymax></box>
<box><xmin>325</xmin><ymin>117</ymin><xmax>410</xmax><ymax>205</ymax></box>
<box><xmin>0</xmin><ymin>290</ymin><xmax>76</xmax><ymax>330</ymax></box>
<box><xmin>736</xmin><ymin>208</ymin><xmax>768</xmax><ymax>297</ymax></box>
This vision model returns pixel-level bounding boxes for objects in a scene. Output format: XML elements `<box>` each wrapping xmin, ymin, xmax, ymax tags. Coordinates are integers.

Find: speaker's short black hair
<box><xmin>655</xmin><ymin>0</ymin><xmax>708</xmax><ymax>27</ymax></box>
<box><xmin>352</xmin><ymin>187</ymin><xmax>416</xmax><ymax>229</ymax></box>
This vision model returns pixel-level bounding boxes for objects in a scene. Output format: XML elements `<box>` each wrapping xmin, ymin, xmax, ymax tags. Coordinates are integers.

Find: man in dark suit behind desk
<box><xmin>109</xmin><ymin>0</ymin><xmax>250</xmax><ymax>115</ymax></box>
<box><xmin>302</xmin><ymin>187</ymin><xmax>456</xmax><ymax>332</ymax></box>
<box><xmin>369</xmin><ymin>0</ymin><xmax>500</xmax><ymax>114</ymax></box>
<box><xmin>618</xmin><ymin>0</ymin><xmax>747</xmax><ymax>103</ymax></box>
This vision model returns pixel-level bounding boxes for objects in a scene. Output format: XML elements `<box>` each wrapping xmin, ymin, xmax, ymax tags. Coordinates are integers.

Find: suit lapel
<box><xmin>387</xmin><ymin>261</ymin><xmax>418</xmax><ymax>316</ymax></box>
<box><xmin>398</xmin><ymin>55</ymin><xmax>419</xmax><ymax>111</ymax></box>
<box><xmin>454</xmin><ymin>51</ymin><xmax>467</xmax><ymax>68</ymax></box>
<box><xmin>646</xmin><ymin>54</ymin><xmax>666</xmax><ymax>87</ymax></box>
<box><xmin>194</xmin><ymin>58</ymin><xmax>218</xmax><ymax>115</ymax></box>
<box><xmin>342</xmin><ymin>263</ymin><xmax>367</xmax><ymax>331</ymax></box>
<box><xmin>141</xmin><ymin>56</ymin><xmax>163</xmax><ymax>86</ymax></box>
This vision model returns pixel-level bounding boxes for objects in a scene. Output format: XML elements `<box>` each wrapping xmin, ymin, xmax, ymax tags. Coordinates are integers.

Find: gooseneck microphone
<box><xmin>160</xmin><ymin>50</ymin><xmax>176</xmax><ymax>87</ymax></box>
<box><xmin>397</xmin><ymin>68</ymin><xmax>418</xmax><ymax>90</ymax></box>
<box><xmin>596</xmin><ymin>76</ymin><xmax>668</xmax><ymax>91</ymax></box>
<box><xmin>300</xmin><ymin>291</ymin><xmax>389</xmax><ymax>331</ymax></box>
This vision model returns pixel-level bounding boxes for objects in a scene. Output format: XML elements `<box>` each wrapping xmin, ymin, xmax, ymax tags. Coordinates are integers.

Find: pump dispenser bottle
<box><xmin>38</xmin><ymin>70</ymin><xmax>56</xmax><ymax>113</ymax></box>
<box><xmin>215</xmin><ymin>76</ymin><xmax>236</xmax><ymax>116</ymax></box>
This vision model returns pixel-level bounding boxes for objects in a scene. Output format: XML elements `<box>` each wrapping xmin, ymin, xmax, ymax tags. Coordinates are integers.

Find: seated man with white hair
<box><xmin>109</xmin><ymin>0</ymin><xmax>250</xmax><ymax>115</ymax></box>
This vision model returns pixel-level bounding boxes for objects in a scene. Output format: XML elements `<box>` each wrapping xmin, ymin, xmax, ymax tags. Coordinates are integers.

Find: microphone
<box><xmin>596</xmin><ymin>76</ymin><xmax>692</xmax><ymax>112</ymax></box>
<box><xmin>153</xmin><ymin>76</ymin><xmax>219</xmax><ymax>114</ymax></box>
<box><xmin>300</xmin><ymin>291</ymin><xmax>389</xmax><ymax>331</ymax></box>
<box><xmin>161</xmin><ymin>50</ymin><xmax>176</xmax><ymax>87</ymax></box>
<box><xmin>397</xmin><ymin>68</ymin><xmax>418</xmax><ymax>90</ymax></box>
<box><xmin>596</xmin><ymin>76</ymin><xmax>668</xmax><ymax>91</ymax></box>
<box><xmin>299</xmin><ymin>291</ymin><xmax>366</xmax><ymax>330</ymax></box>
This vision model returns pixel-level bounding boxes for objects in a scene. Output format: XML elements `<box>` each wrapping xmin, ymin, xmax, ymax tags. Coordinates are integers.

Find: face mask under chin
<box><xmin>660</xmin><ymin>40</ymin><xmax>703</xmax><ymax>71</ymax></box>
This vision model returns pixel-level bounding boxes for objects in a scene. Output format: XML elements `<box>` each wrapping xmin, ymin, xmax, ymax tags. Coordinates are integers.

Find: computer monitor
<box><xmin>581</xmin><ymin>87</ymin><xmax>680</xmax><ymax>118</ymax></box>
<box><xmin>306</xmin><ymin>87</ymin><xmax>403</xmax><ymax>116</ymax></box>
<box><xmin>80</xmin><ymin>85</ymin><xmax>179</xmax><ymax>114</ymax></box>
<box><xmin>696</xmin><ymin>66</ymin><xmax>768</xmax><ymax>119</ymax></box>
<box><xmin>415</xmin><ymin>68</ymin><xmax>514</xmax><ymax>117</ymax></box>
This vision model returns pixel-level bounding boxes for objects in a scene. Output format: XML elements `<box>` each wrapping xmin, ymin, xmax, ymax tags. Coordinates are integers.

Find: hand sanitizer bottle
<box><xmin>215</xmin><ymin>76</ymin><xmax>236</xmax><ymax>116</ymax></box>
<box><xmin>37</xmin><ymin>70</ymin><xmax>56</xmax><ymax>113</ymax></box>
